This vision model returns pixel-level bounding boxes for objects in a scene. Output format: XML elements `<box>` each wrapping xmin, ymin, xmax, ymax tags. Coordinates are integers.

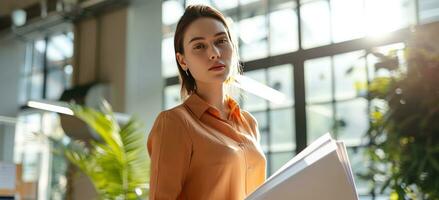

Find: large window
<box><xmin>15</xmin><ymin>30</ymin><xmax>74</xmax><ymax>199</ymax></box>
<box><xmin>243</xmin><ymin>64</ymin><xmax>295</xmax><ymax>174</ymax></box>
<box><xmin>14</xmin><ymin>110</ymin><xmax>68</xmax><ymax>200</ymax></box>
<box><xmin>19</xmin><ymin>32</ymin><xmax>74</xmax><ymax>105</ymax></box>
<box><xmin>162</xmin><ymin>0</ymin><xmax>437</xmax><ymax>197</ymax></box>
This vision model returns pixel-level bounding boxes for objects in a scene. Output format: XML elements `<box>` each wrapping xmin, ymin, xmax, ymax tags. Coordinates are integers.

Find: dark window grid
<box><xmin>305</xmin><ymin>54</ymin><xmax>368</xmax><ymax>140</ymax></box>
<box><xmin>164</xmin><ymin>33</ymin><xmax>411</xmax><ymax>164</ymax></box>
<box><xmin>20</xmin><ymin>34</ymin><xmax>73</xmax><ymax>106</ymax></box>
<box><xmin>22</xmin><ymin>63</ymin><xmax>71</xmax><ymax>103</ymax></box>
<box><xmin>165</xmin><ymin>28</ymin><xmax>410</xmax><ymax>156</ymax></box>
<box><xmin>250</xmin><ymin>66</ymin><xmax>295</xmax><ymax>172</ymax></box>
<box><xmin>162</xmin><ymin>0</ymin><xmax>418</xmax><ymax>197</ymax></box>
<box><xmin>162</xmin><ymin>0</ymin><xmax>415</xmax><ymax>157</ymax></box>
<box><xmin>264</xmin><ymin>149</ymin><xmax>296</xmax><ymax>175</ymax></box>
<box><xmin>306</xmin><ymin>95</ymin><xmax>361</xmax><ymax>106</ymax></box>
<box><xmin>264</xmin><ymin>148</ymin><xmax>296</xmax><ymax>155</ymax></box>
<box><xmin>20</xmin><ymin>43</ymin><xmax>35</xmax><ymax>103</ymax></box>
<box><xmin>165</xmin><ymin>0</ymin><xmax>424</xmax><ymax>44</ymax></box>
<box><xmin>22</xmin><ymin>42</ymin><xmax>35</xmax><ymax>76</ymax></box>
<box><xmin>246</xmin><ymin>104</ymin><xmax>294</xmax><ymax>114</ymax></box>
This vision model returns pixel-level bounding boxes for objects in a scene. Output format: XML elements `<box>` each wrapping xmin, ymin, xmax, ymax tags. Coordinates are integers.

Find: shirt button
<box><xmin>238</xmin><ymin>143</ymin><xmax>244</xmax><ymax>147</ymax></box>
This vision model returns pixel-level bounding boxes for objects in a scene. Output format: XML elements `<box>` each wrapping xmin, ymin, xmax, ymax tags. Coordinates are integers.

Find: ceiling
<box><xmin>0</xmin><ymin>0</ymin><xmax>39</xmax><ymax>17</ymax></box>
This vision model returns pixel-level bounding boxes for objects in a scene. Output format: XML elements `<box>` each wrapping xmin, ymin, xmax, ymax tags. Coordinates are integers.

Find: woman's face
<box><xmin>176</xmin><ymin>17</ymin><xmax>233</xmax><ymax>85</ymax></box>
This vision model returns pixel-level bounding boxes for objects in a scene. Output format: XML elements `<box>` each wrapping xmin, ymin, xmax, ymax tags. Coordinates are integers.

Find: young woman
<box><xmin>147</xmin><ymin>4</ymin><xmax>266</xmax><ymax>200</ymax></box>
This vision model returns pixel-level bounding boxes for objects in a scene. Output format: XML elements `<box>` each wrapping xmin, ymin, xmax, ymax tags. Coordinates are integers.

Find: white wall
<box><xmin>125</xmin><ymin>0</ymin><xmax>163</xmax><ymax>132</ymax></box>
<box><xmin>0</xmin><ymin>37</ymin><xmax>26</xmax><ymax>162</ymax></box>
<box><xmin>0</xmin><ymin>123</ymin><xmax>15</xmax><ymax>162</ymax></box>
<box><xmin>0</xmin><ymin>38</ymin><xmax>24</xmax><ymax>117</ymax></box>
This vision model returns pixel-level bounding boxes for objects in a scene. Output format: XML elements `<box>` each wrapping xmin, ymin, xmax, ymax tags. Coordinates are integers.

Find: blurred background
<box><xmin>0</xmin><ymin>0</ymin><xmax>438</xmax><ymax>199</ymax></box>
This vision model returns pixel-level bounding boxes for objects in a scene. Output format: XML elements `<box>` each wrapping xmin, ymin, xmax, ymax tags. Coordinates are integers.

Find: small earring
<box><xmin>185</xmin><ymin>69</ymin><xmax>190</xmax><ymax>77</ymax></box>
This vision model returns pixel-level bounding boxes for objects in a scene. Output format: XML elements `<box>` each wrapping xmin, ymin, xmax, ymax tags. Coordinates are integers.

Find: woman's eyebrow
<box><xmin>188</xmin><ymin>32</ymin><xmax>227</xmax><ymax>44</ymax></box>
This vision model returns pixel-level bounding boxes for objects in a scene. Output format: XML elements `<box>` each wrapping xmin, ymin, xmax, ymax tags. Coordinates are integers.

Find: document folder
<box><xmin>246</xmin><ymin>133</ymin><xmax>359</xmax><ymax>200</ymax></box>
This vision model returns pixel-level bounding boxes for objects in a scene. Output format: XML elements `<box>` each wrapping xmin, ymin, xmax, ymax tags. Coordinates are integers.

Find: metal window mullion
<box><xmin>293</xmin><ymin>60</ymin><xmax>307</xmax><ymax>153</ymax></box>
<box><xmin>42</xmin><ymin>36</ymin><xmax>49</xmax><ymax>99</ymax></box>
<box><xmin>294</xmin><ymin>0</ymin><xmax>308</xmax><ymax>153</ymax></box>
<box><xmin>27</xmin><ymin>42</ymin><xmax>36</xmax><ymax>102</ymax></box>
<box><xmin>414</xmin><ymin>0</ymin><xmax>420</xmax><ymax>25</ymax></box>
<box><xmin>264</xmin><ymin>67</ymin><xmax>273</xmax><ymax>175</ymax></box>
<box><xmin>327</xmin><ymin>0</ymin><xmax>334</xmax><ymax>44</ymax></box>
<box><xmin>330</xmin><ymin>55</ymin><xmax>337</xmax><ymax>138</ymax></box>
<box><xmin>296</xmin><ymin>0</ymin><xmax>303</xmax><ymax>50</ymax></box>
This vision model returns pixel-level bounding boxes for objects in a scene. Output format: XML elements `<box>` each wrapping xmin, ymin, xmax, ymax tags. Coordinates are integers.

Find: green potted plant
<box><xmin>366</xmin><ymin>29</ymin><xmax>439</xmax><ymax>199</ymax></box>
<box><xmin>43</xmin><ymin>100</ymin><xmax>150</xmax><ymax>200</ymax></box>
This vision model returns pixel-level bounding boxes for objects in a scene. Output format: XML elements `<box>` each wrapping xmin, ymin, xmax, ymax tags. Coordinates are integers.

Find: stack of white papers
<box><xmin>246</xmin><ymin>133</ymin><xmax>359</xmax><ymax>200</ymax></box>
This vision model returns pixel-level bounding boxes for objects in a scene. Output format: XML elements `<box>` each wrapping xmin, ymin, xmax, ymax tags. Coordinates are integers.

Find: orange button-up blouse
<box><xmin>147</xmin><ymin>93</ymin><xmax>267</xmax><ymax>200</ymax></box>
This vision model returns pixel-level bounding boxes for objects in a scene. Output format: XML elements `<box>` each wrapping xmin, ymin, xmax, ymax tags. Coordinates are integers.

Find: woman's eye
<box><xmin>194</xmin><ymin>44</ymin><xmax>205</xmax><ymax>50</ymax></box>
<box><xmin>216</xmin><ymin>38</ymin><xmax>228</xmax><ymax>44</ymax></box>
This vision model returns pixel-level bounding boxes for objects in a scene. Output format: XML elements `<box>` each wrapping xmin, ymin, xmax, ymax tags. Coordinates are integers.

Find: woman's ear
<box><xmin>176</xmin><ymin>53</ymin><xmax>187</xmax><ymax>70</ymax></box>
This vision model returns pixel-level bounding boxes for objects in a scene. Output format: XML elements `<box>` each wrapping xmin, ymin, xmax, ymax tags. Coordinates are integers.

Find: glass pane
<box><xmin>50</xmin><ymin>153</ymin><xmax>67</xmax><ymax>200</ymax></box>
<box><xmin>162</xmin><ymin>0</ymin><xmax>185</xmax><ymax>25</ymax></box>
<box><xmin>228</xmin><ymin>15</ymin><xmax>240</xmax><ymax>45</ymax></box>
<box><xmin>301</xmin><ymin>0</ymin><xmax>331</xmax><ymax>49</ymax></box>
<box><xmin>23</xmin><ymin>42</ymin><xmax>33</xmax><ymax>75</ymax></box>
<box><xmin>347</xmin><ymin>147</ymin><xmax>370</xmax><ymax>195</ymax></box>
<box><xmin>162</xmin><ymin>35</ymin><xmax>179</xmax><ymax>77</ymax></box>
<box><xmin>240</xmin><ymin>0</ymin><xmax>260</xmax><ymax>5</ymax></box>
<box><xmin>33</xmin><ymin>40</ymin><xmax>46</xmax><ymax>72</ymax></box>
<box><xmin>42</xmin><ymin>112</ymin><xmax>65</xmax><ymax>139</ymax></box>
<box><xmin>164</xmin><ymin>84</ymin><xmax>181</xmax><ymax>109</ymax></box>
<box><xmin>47</xmin><ymin>70</ymin><xmax>65</xmax><ymax>100</ymax></box>
<box><xmin>242</xmin><ymin>69</ymin><xmax>267</xmax><ymax>111</ymax></box>
<box><xmin>25</xmin><ymin>76</ymin><xmax>32</xmax><ymax>102</ymax></box>
<box><xmin>270</xmin><ymin>0</ymin><xmax>296</xmax><ymax>10</ymax></box>
<box><xmin>185</xmin><ymin>0</ymin><xmax>211</xmax><ymax>6</ymax></box>
<box><xmin>29</xmin><ymin>72</ymin><xmax>44</xmax><ymax>100</ymax></box>
<box><xmin>365</xmin><ymin>0</ymin><xmax>416</xmax><ymax>36</ymax></box>
<box><xmin>419</xmin><ymin>0</ymin><xmax>439</xmax><ymax>24</ymax></box>
<box><xmin>267</xmin><ymin>64</ymin><xmax>294</xmax><ymax>108</ymax></box>
<box><xmin>330</xmin><ymin>0</ymin><xmax>365</xmax><ymax>42</ymax></box>
<box><xmin>239</xmin><ymin>15</ymin><xmax>268</xmax><ymax>61</ymax></box>
<box><xmin>366</xmin><ymin>43</ymin><xmax>405</xmax><ymax>81</ymax></box>
<box><xmin>269</xmin><ymin>8</ymin><xmax>298</xmax><ymax>55</ymax></box>
<box><xmin>212</xmin><ymin>0</ymin><xmax>238</xmax><ymax>10</ymax></box>
<box><xmin>251</xmin><ymin>111</ymin><xmax>269</xmax><ymax>153</ymax></box>
<box><xmin>47</xmin><ymin>34</ymin><xmax>73</xmax><ymax>63</ymax></box>
<box><xmin>333</xmin><ymin>51</ymin><xmax>367</xmax><ymax>100</ymax></box>
<box><xmin>18</xmin><ymin>76</ymin><xmax>28</xmax><ymax>105</ymax></box>
<box><xmin>269</xmin><ymin>108</ymin><xmax>295</xmax><ymax>152</ymax></box>
<box><xmin>270</xmin><ymin>151</ymin><xmax>294</xmax><ymax>175</ymax></box>
<box><xmin>63</xmin><ymin>64</ymin><xmax>73</xmax><ymax>89</ymax></box>
<box><xmin>307</xmin><ymin>103</ymin><xmax>333</xmax><ymax>143</ymax></box>
<box><xmin>335</xmin><ymin>98</ymin><xmax>368</xmax><ymax>145</ymax></box>
<box><xmin>305</xmin><ymin>57</ymin><xmax>332</xmax><ymax>103</ymax></box>
<box><xmin>14</xmin><ymin>113</ymin><xmax>42</xmax><ymax>163</ymax></box>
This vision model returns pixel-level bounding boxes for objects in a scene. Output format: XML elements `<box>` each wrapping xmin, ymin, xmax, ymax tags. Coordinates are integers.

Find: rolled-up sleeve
<box><xmin>147</xmin><ymin>111</ymin><xmax>192</xmax><ymax>200</ymax></box>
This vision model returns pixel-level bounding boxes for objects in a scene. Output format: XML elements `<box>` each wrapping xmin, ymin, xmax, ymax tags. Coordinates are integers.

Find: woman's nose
<box><xmin>209</xmin><ymin>46</ymin><xmax>220</xmax><ymax>60</ymax></box>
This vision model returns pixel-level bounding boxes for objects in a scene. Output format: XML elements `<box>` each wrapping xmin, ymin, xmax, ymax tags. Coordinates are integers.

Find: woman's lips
<box><xmin>209</xmin><ymin>64</ymin><xmax>225</xmax><ymax>71</ymax></box>
<box><xmin>209</xmin><ymin>66</ymin><xmax>225</xmax><ymax>71</ymax></box>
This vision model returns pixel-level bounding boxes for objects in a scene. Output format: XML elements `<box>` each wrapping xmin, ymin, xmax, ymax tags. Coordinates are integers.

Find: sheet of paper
<box><xmin>246</xmin><ymin>133</ymin><xmax>359</xmax><ymax>200</ymax></box>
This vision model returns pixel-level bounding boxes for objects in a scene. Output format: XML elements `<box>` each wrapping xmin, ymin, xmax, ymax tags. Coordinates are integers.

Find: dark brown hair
<box><xmin>174</xmin><ymin>4</ymin><xmax>241</xmax><ymax>99</ymax></box>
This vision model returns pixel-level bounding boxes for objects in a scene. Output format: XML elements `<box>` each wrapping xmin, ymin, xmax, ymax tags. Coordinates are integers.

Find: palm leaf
<box><xmin>42</xmin><ymin>101</ymin><xmax>150</xmax><ymax>199</ymax></box>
